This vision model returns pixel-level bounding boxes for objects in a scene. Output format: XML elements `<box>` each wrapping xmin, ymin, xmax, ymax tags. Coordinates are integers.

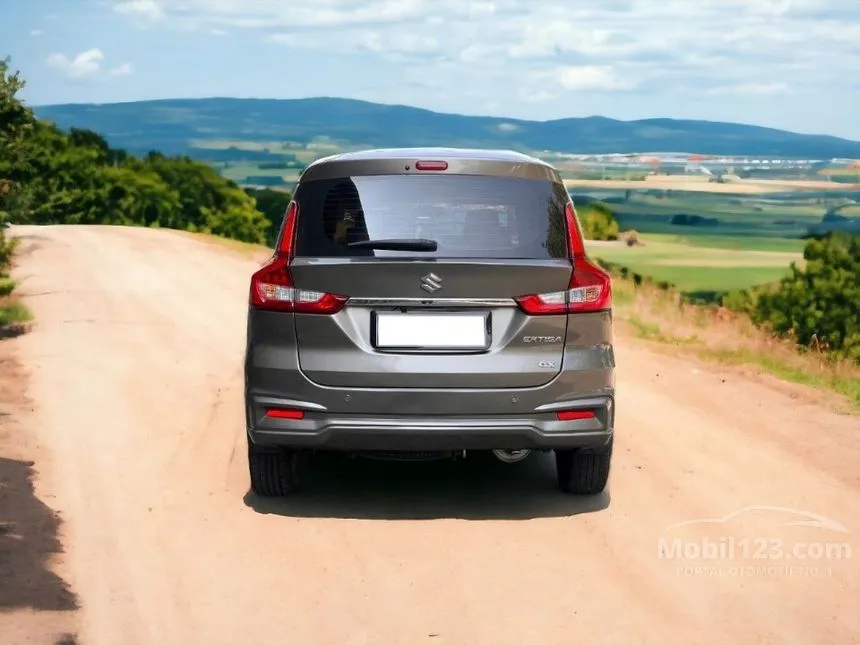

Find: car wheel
<box><xmin>248</xmin><ymin>442</ymin><xmax>301</xmax><ymax>496</ymax></box>
<box><xmin>555</xmin><ymin>438</ymin><xmax>612</xmax><ymax>495</ymax></box>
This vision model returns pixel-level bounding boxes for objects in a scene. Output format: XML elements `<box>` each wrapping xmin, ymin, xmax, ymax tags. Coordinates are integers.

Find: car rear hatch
<box><xmin>251</xmin><ymin>160</ymin><xmax>609</xmax><ymax>389</ymax></box>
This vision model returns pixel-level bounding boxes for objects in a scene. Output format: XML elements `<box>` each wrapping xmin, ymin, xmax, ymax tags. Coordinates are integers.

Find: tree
<box><xmin>578</xmin><ymin>202</ymin><xmax>620</xmax><ymax>241</ymax></box>
<box><xmin>245</xmin><ymin>188</ymin><xmax>293</xmax><ymax>246</ymax></box>
<box><xmin>0</xmin><ymin>57</ymin><xmax>35</xmax><ymax>270</ymax></box>
<box><xmin>752</xmin><ymin>232</ymin><xmax>860</xmax><ymax>361</ymax></box>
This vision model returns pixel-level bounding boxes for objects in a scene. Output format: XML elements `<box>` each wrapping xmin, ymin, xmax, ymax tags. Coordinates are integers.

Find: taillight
<box><xmin>250</xmin><ymin>256</ymin><xmax>348</xmax><ymax>313</ymax></box>
<box><xmin>275</xmin><ymin>201</ymin><xmax>299</xmax><ymax>255</ymax></box>
<box><xmin>514</xmin><ymin>202</ymin><xmax>612</xmax><ymax>315</ymax></box>
<box><xmin>250</xmin><ymin>201</ymin><xmax>348</xmax><ymax>314</ymax></box>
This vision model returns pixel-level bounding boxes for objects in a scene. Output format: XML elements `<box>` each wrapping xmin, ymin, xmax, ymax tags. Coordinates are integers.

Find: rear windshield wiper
<box><xmin>347</xmin><ymin>238</ymin><xmax>438</xmax><ymax>251</ymax></box>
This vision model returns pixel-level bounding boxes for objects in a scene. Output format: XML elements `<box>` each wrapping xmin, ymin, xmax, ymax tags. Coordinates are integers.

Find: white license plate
<box><xmin>374</xmin><ymin>313</ymin><xmax>488</xmax><ymax>349</ymax></box>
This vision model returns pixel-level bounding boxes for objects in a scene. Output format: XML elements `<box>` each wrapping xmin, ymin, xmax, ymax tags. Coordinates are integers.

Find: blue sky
<box><xmin>3</xmin><ymin>0</ymin><xmax>860</xmax><ymax>139</ymax></box>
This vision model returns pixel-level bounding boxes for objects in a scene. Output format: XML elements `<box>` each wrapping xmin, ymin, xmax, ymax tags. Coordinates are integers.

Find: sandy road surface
<box><xmin>2</xmin><ymin>225</ymin><xmax>859</xmax><ymax>645</ymax></box>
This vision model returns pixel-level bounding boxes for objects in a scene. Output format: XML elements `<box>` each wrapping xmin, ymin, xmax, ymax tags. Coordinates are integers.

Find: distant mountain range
<box><xmin>32</xmin><ymin>97</ymin><xmax>860</xmax><ymax>159</ymax></box>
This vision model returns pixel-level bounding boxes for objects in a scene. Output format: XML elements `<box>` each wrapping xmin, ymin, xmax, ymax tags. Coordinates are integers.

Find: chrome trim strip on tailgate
<box><xmin>347</xmin><ymin>297</ymin><xmax>517</xmax><ymax>308</ymax></box>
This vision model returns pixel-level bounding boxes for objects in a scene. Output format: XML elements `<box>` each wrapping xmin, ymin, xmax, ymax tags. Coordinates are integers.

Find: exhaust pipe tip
<box><xmin>492</xmin><ymin>449</ymin><xmax>531</xmax><ymax>464</ymax></box>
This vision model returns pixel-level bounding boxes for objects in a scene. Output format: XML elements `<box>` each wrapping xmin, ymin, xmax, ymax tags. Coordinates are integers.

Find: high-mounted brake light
<box><xmin>250</xmin><ymin>201</ymin><xmax>348</xmax><ymax>314</ymax></box>
<box><xmin>514</xmin><ymin>202</ymin><xmax>612</xmax><ymax>315</ymax></box>
<box><xmin>414</xmin><ymin>160</ymin><xmax>448</xmax><ymax>171</ymax></box>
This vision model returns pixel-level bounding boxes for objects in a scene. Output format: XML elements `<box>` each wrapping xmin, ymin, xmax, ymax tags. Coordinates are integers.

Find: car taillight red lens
<box><xmin>249</xmin><ymin>201</ymin><xmax>348</xmax><ymax>314</ymax></box>
<box><xmin>250</xmin><ymin>256</ymin><xmax>348</xmax><ymax>313</ymax></box>
<box><xmin>514</xmin><ymin>202</ymin><xmax>612</xmax><ymax>315</ymax></box>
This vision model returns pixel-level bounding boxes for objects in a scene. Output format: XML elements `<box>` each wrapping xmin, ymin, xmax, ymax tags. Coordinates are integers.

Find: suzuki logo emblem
<box><xmin>420</xmin><ymin>272</ymin><xmax>442</xmax><ymax>293</ymax></box>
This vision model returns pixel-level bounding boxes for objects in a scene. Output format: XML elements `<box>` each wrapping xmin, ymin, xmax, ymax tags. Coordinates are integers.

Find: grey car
<box><xmin>244</xmin><ymin>148</ymin><xmax>615</xmax><ymax>496</ymax></box>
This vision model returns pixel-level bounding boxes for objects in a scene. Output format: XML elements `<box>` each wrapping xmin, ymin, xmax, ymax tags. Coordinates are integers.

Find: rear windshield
<box><xmin>292</xmin><ymin>174</ymin><xmax>570</xmax><ymax>259</ymax></box>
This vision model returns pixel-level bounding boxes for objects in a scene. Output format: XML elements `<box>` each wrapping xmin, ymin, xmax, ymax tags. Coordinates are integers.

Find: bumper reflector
<box><xmin>265</xmin><ymin>408</ymin><xmax>305</xmax><ymax>420</ymax></box>
<box><xmin>556</xmin><ymin>409</ymin><xmax>596</xmax><ymax>421</ymax></box>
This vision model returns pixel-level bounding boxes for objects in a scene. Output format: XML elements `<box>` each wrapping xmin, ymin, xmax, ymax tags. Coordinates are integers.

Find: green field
<box><xmin>586</xmin><ymin>234</ymin><xmax>804</xmax><ymax>293</ymax></box>
<box><xmin>576</xmin><ymin>188</ymin><xmax>858</xmax><ymax>294</ymax></box>
<box><xmin>644</xmin><ymin>234</ymin><xmax>807</xmax><ymax>253</ymax></box>
<box><xmin>580</xmin><ymin>189</ymin><xmax>855</xmax><ymax>239</ymax></box>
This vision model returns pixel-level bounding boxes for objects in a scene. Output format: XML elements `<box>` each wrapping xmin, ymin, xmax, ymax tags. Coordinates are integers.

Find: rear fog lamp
<box><xmin>556</xmin><ymin>409</ymin><xmax>596</xmax><ymax>421</ymax></box>
<box><xmin>265</xmin><ymin>408</ymin><xmax>305</xmax><ymax>420</ymax></box>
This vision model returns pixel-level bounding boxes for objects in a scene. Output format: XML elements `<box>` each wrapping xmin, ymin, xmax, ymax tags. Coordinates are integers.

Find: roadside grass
<box><xmin>0</xmin><ymin>280</ymin><xmax>32</xmax><ymax>338</ymax></box>
<box><xmin>1</xmin><ymin>232</ymin><xmax>32</xmax><ymax>337</ymax></box>
<box><xmin>0</xmin><ymin>277</ymin><xmax>15</xmax><ymax>297</ymax></box>
<box><xmin>611</xmin><ymin>277</ymin><xmax>860</xmax><ymax>412</ymax></box>
<box><xmin>0</xmin><ymin>297</ymin><xmax>31</xmax><ymax>327</ymax></box>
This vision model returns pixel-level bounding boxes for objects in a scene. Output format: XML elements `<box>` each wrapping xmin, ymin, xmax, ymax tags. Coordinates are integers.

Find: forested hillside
<box><xmin>35</xmin><ymin>96</ymin><xmax>860</xmax><ymax>159</ymax></box>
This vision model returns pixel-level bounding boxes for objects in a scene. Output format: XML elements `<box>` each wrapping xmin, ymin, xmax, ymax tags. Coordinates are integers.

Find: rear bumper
<box><xmin>245</xmin><ymin>308</ymin><xmax>615</xmax><ymax>452</ymax></box>
<box><xmin>248</xmin><ymin>395</ymin><xmax>614</xmax><ymax>451</ymax></box>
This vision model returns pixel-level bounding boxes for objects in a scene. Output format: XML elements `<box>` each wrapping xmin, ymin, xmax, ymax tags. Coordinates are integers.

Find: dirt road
<box><xmin>2</xmin><ymin>225</ymin><xmax>859</xmax><ymax>645</ymax></box>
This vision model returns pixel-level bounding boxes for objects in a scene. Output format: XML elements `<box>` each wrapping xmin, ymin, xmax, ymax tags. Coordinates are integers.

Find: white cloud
<box><xmin>508</xmin><ymin>23</ymin><xmax>630</xmax><ymax>60</ymax></box>
<box><xmin>557</xmin><ymin>65</ymin><xmax>633</xmax><ymax>91</ymax></box>
<box><xmin>30</xmin><ymin>29</ymin><xmax>43</xmax><ymax>37</ymax></box>
<box><xmin>110</xmin><ymin>0</ymin><xmax>859</xmax><ymax>119</ymax></box>
<box><xmin>268</xmin><ymin>29</ymin><xmax>440</xmax><ymax>60</ymax></box>
<box><xmin>46</xmin><ymin>48</ymin><xmax>133</xmax><ymax>80</ymax></box>
<box><xmin>358</xmin><ymin>32</ymin><xmax>439</xmax><ymax>55</ymax></box>
<box><xmin>47</xmin><ymin>48</ymin><xmax>105</xmax><ymax>78</ymax></box>
<box><xmin>114</xmin><ymin>0</ymin><xmax>164</xmax><ymax>20</ymax></box>
<box><xmin>113</xmin><ymin>0</ymin><xmax>512</xmax><ymax>29</ymax></box>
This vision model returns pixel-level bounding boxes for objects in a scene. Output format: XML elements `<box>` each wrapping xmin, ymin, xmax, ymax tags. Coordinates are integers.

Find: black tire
<box><xmin>248</xmin><ymin>443</ymin><xmax>301</xmax><ymax>496</ymax></box>
<box><xmin>555</xmin><ymin>438</ymin><xmax>613</xmax><ymax>495</ymax></box>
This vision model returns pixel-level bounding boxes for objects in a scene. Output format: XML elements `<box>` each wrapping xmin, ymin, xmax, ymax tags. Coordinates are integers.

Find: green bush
<box><xmin>752</xmin><ymin>233</ymin><xmax>860</xmax><ymax>361</ymax></box>
<box><xmin>722</xmin><ymin>288</ymin><xmax>758</xmax><ymax>315</ymax></box>
<box><xmin>0</xmin><ymin>231</ymin><xmax>15</xmax><ymax>275</ymax></box>
<box><xmin>579</xmin><ymin>202</ymin><xmax>620</xmax><ymax>241</ymax></box>
<box><xmin>244</xmin><ymin>188</ymin><xmax>292</xmax><ymax>246</ymax></box>
<box><xmin>0</xmin><ymin>276</ymin><xmax>14</xmax><ymax>296</ymax></box>
<box><xmin>1</xmin><ymin>58</ymin><xmax>32</xmax><ymax>279</ymax></box>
